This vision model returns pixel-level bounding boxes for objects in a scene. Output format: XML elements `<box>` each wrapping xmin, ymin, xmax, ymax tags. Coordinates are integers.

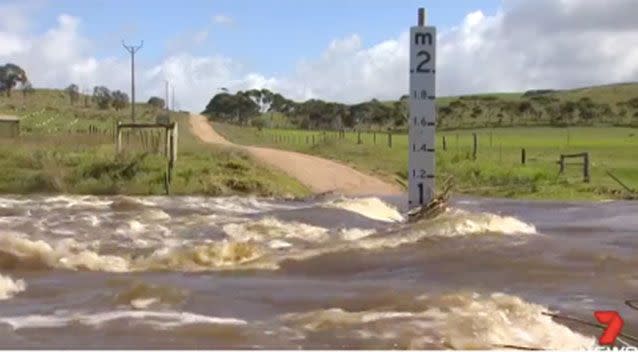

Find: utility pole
<box><xmin>171</xmin><ymin>85</ymin><xmax>175</xmax><ymax>111</ymax></box>
<box><xmin>164</xmin><ymin>80</ymin><xmax>170</xmax><ymax>111</ymax></box>
<box><xmin>122</xmin><ymin>40</ymin><xmax>144</xmax><ymax>122</ymax></box>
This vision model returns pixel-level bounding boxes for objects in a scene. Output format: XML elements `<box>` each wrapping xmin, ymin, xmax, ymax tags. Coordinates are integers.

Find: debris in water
<box><xmin>408</xmin><ymin>177</ymin><xmax>453</xmax><ymax>223</ymax></box>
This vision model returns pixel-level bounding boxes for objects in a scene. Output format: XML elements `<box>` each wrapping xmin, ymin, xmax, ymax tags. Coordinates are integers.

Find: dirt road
<box><xmin>189</xmin><ymin>114</ymin><xmax>403</xmax><ymax>196</ymax></box>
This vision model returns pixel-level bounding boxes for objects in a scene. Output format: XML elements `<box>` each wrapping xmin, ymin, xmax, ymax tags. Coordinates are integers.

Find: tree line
<box><xmin>66</xmin><ymin>84</ymin><xmax>166</xmax><ymax>111</ymax></box>
<box><xmin>1</xmin><ymin>62</ymin><xmax>170</xmax><ymax>113</ymax></box>
<box><xmin>203</xmin><ymin>88</ymin><xmax>638</xmax><ymax>130</ymax></box>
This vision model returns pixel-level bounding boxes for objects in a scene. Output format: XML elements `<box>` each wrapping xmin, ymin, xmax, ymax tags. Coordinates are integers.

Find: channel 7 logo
<box><xmin>595</xmin><ymin>311</ymin><xmax>625</xmax><ymax>346</ymax></box>
<box><xmin>592</xmin><ymin>311</ymin><xmax>637</xmax><ymax>352</ymax></box>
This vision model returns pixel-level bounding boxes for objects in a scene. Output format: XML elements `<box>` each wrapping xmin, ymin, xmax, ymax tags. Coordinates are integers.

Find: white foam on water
<box><xmin>445</xmin><ymin>209</ymin><xmax>537</xmax><ymax>236</ymax></box>
<box><xmin>223</xmin><ymin>217</ymin><xmax>329</xmax><ymax>243</ymax></box>
<box><xmin>0</xmin><ymin>310</ymin><xmax>247</xmax><ymax>330</ymax></box>
<box><xmin>323</xmin><ymin>197</ymin><xmax>404</xmax><ymax>223</ymax></box>
<box><xmin>43</xmin><ymin>195</ymin><xmax>111</xmax><ymax>209</ymax></box>
<box><xmin>84</xmin><ymin>214</ymin><xmax>101</xmax><ymax>227</ymax></box>
<box><xmin>127</xmin><ymin>220</ymin><xmax>146</xmax><ymax>234</ymax></box>
<box><xmin>87</xmin><ymin>310</ymin><xmax>248</xmax><ymax>328</ymax></box>
<box><xmin>117</xmin><ymin>197</ymin><xmax>157</xmax><ymax>207</ymax></box>
<box><xmin>114</xmin><ymin>219</ymin><xmax>172</xmax><ymax>246</ymax></box>
<box><xmin>281</xmin><ymin>292</ymin><xmax>596</xmax><ymax>350</ymax></box>
<box><xmin>418</xmin><ymin>208</ymin><xmax>538</xmax><ymax>238</ymax></box>
<box><xmin>136</xmin><ymin>240</ymin><xmax>270</xmax><ymax>271</ymax></box>
<box><xmin>339</xmin><ymin>228</ymin><xmax>376</xmax><ymax>241</ymax></box>
<box><xmin>0</xmin><ymin>232</ymin><xmax>131</xmax><ymax>272</ymax></box>
<box><xmin>0</xmin><ymin>197</ymin><xmax>32</xmax><ymax>207</ymax></box>
<box><xmin>50</xmin><ymin>228</ymin><xmax>76</xmax><ymax>237</ymax></box>
<box><xmin>130</xmin><ymin>298</ymin><xmax>159</xmax><ymax>310</ymax></box>
<box><xmin>143</xmin><ymin>209</ymin><xmax>171</xmax><ymax>221</ymax></box>
<box><xmin>0</xmin><ymin>232</ymin><xmax>274</xmax><ymax>272</ymax></box>
<box><xmin>179</xmin><ymin>196</ymin><xmax>301</xmax><ymax>215</ymax></box>
<box><xmin>0</xmin><ymin>314</ymin><xmax>69</xmax><ymax>329</ymax></box>
<box><xmin>350</xmin><ymin>209</ymin><xmax>537</xmax><ymax>252</ymax></box>
<box><xmin>269</xmin><ymin>239</ymin><xmax>293</xmax><ymax>249</ymax></box>
<box><xmin>0</xmin><ymin>273</ymin><xmax>26</xmax><ymax>300</ymax></box>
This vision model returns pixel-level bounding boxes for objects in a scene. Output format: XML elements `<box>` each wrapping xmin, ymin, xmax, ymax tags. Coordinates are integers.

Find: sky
<box><xmin>1</xmin><ymin>0</ymin><xmax>638</xmax><ymax>111</ymax></box>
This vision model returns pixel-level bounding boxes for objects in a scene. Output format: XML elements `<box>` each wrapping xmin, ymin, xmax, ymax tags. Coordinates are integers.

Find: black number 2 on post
<box><xmin>416</xmin><ymin>50</ymin><xmax>431</xmax><ymax>73</ymax></box>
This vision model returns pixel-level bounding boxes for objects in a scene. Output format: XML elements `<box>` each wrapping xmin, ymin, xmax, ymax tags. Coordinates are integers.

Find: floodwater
<box><xmin>0</xmin><ymin>194</ymin><xmax>635</xmax><ymax>349</ymax></box>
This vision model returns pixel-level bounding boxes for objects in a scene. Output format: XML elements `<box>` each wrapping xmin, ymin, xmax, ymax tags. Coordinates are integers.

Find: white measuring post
<box><xmin>408</xmin><ymin>8</ymin><xmax>436</xmax><ymax>209</ymax></box>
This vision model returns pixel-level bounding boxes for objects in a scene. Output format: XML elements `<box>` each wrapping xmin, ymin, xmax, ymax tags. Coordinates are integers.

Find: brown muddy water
<box><xmin>0</xmin><ymin>194</ymin><xmax>635</xmax><ymax>349</ymax></box>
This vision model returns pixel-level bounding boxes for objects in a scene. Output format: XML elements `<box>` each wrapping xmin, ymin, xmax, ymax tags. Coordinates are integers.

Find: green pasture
<box><xmin>0</xmin><ymin>90</ymin><xmax>309</xmax><ymax>197</ymax></box>
<box><xmin>213</xmin><ymin>123</ymin><xmax>638</xmax><ymax>200</ymax></box>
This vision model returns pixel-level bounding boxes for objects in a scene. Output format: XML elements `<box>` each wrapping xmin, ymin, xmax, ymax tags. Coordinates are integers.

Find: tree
<box><xmin>203</xmin><ymin>92</ymin><xmax>259</xmax><ymax>124</ymax></box>
<box><xmin>111</xmin><ymin>90</ymin><xmax>129</xmax><ymax>111</ymax></box>
<box><xmin>392</xmin><ymin>95</ymin><xmax>409</xmax><ymax>127</ymax></box>
<box><xmin>558</xmin><ymin>101</ymin><xmax>578</xmax><ymax>125</ymax></box>
<box><xmin>0</xmin><ymin>63</ymin><xmax>28</xmax><ymax>97</ymax></box>
<box><xmin>19</xmin><ymin>81</ymin><xmax>34</xmax><ymax>98</ymax></box>
<box><xmin>66</xmin><ymin>84</ymin><xmax>80</xmax><ymax>105</ymax></box>
<box><xmin>251</xmin><ymin>115</ymin><xmax>268</xmax><ymax>130</ymax></box>
<box><xmin>438</xmin><ymin>106</ymin><xmax>453</xmax><ymax>127</ymax></box>
<box><xmin>93</xmin><ymin>86</ymin><xmax>112</xmax><ymax>110</ymax></box>
<box><xmin>148</xmin><ymin>96</ymin><xmax>165</xmax><ymax>110</ymax></box>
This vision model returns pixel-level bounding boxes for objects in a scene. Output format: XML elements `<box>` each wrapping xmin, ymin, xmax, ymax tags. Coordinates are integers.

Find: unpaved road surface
<box><xmin>189</xmin><ymin>114</ymin><xmax>403</xmax><ymax>196</ymax></box>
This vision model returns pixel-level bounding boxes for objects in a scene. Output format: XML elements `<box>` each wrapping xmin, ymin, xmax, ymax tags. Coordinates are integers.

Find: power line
<box><xmin>165</xmin><ymin>80</ymin><xmax>169</xmax><ymax>111</ymax></box>
<box><xmin>122</xmin><ymin>40</ymin><xmax>143</xmax><ymax>122</ymax></box>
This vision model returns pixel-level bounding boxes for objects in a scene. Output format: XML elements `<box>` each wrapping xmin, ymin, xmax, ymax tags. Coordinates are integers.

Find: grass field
<box><xmin>213</xmin><ymin>122</ymin><xmax>638</xmax><ymax>200</ymax></box>
<box><xmin>0</xmin><ymin>90</ymin><xmax>310</xmax><ymax>197</ymax></box>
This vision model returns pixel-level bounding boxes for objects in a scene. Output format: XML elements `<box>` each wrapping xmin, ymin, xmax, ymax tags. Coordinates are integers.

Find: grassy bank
<box><xmin>0</xmin><ymin>90</ymin><xmax>310</xmax><ymax>197</ymax></box>
<box><xmin>213</xmin><ymin>122</ymin><xmax>638</xmax><ymax>200</ymax></box>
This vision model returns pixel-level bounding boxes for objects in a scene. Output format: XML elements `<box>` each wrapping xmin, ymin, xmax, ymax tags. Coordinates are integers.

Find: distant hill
<box><xmin>0</xmin><ymin>88</ymin><xmax>162</xmax><ymax>123</ymax></box>
<box><xmin>203</xmin><ymin>82</ymin><xmax>638</xmax><ymax>130</ymax></box>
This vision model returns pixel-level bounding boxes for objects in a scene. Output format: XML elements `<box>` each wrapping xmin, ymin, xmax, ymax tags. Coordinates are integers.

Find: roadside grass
<box><xmin>0</xmin><ymin>90</ymin><xmax>310</xmax><ymax>197</ymax></box>
<box><xmin>212</xmin><ymin>123</ymin><xmax>638</xmax><ymax>200</ymax></box>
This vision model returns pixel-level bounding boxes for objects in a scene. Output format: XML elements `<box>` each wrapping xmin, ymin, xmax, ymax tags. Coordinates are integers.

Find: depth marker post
<box><xmin>408</xmin><ymin>8</ymin><xmax>437</xmax><ymax>209</ymax></box>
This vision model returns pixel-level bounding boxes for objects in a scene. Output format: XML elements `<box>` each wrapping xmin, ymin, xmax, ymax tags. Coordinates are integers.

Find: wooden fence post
<box><xmin>166</xmin><ymin>127</ymin><xmax>172</xmax><ymax>157</ymax></box>
<box><xmin>388</xmin><ymin>133</ymin><xmax>392</xmax><ymax>148</ymax></box>
<box><xmin>521</xmin><ymin>148</ymin><xmax>526</xmax><ymax>165</ymax></box>
<box><xmin>583</xmin><ymin>152</ymin><xmax>590</xmax><ymax>183</ymax></box>
<box><xmin>116</xmin><ymin>122</ymin><xmax>122</xmax><ymax>154</ymax></box>
<box><xmin>357</xmin><ymin>131</ymin><xmax>362</xmax><ymax>144</ymax></box>
<box><xmin>442</xmin><ymin>136</ymin><xmax>447</xmax><ymax>151</ymax></box>
<box><xmin>559</xmin><ymin>155</ymin><xmax>565</xmax><ymax>174</ymax></box>
<box><xmin>172</xmin><ymin>122</ymin><xmax>178</xmax><ymax>163</ymax></box>
<box><xmin>472</xmin><ymin>133</ymin><xmax>478</xmax><ymax>160</ymax></box>
<box><xmin>373</xmin><ymin>132</ymin><xmax>376</xmax><ymax>144</ymax></box>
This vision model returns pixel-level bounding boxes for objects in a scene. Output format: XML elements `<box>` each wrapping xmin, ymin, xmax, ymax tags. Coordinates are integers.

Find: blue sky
<box><xmin>2</xmin><ymin>0</ymin><xmax>637</xmax><ymax>110</ymax></box>
<box><xmin>30</xmin><ymin>0</ymin><xmax>500</xmax><ymax>75</ymax></box>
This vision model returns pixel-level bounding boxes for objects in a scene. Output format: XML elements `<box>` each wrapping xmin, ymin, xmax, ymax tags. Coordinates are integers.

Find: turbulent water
<box><xmin>0</xmin><ymin>194</ymin><xmax>635</xmax><ymax>349</ymax></box>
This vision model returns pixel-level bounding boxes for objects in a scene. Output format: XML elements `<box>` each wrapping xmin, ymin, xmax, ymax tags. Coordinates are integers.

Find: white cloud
<box><xmin>2</xmin><ymin>0</ymin><xmax>638</xmax><ymax>111</ymax></box>
<box><xmin>0</xmin><ymin>1</ymin><xmax>35</xmax><ymax>32</ymax></box>
<box><xmin>212</xmin><ymin>14</ymin><xmax>234</xmax><ymax>25</ymax></box>
<box><xmin>166</xmin><ymin>28</ymin><xmax>209</xmax><ymax>54</ymax></box>
<box><xmin>0</xmin><ymin>32</ymin><xmax>26</xmax><ymax>57</ymax></box>
<box><xmin>276</xmin><ymin>0</ymin><xmax>638</xmax><ymax>102</ymax></box>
